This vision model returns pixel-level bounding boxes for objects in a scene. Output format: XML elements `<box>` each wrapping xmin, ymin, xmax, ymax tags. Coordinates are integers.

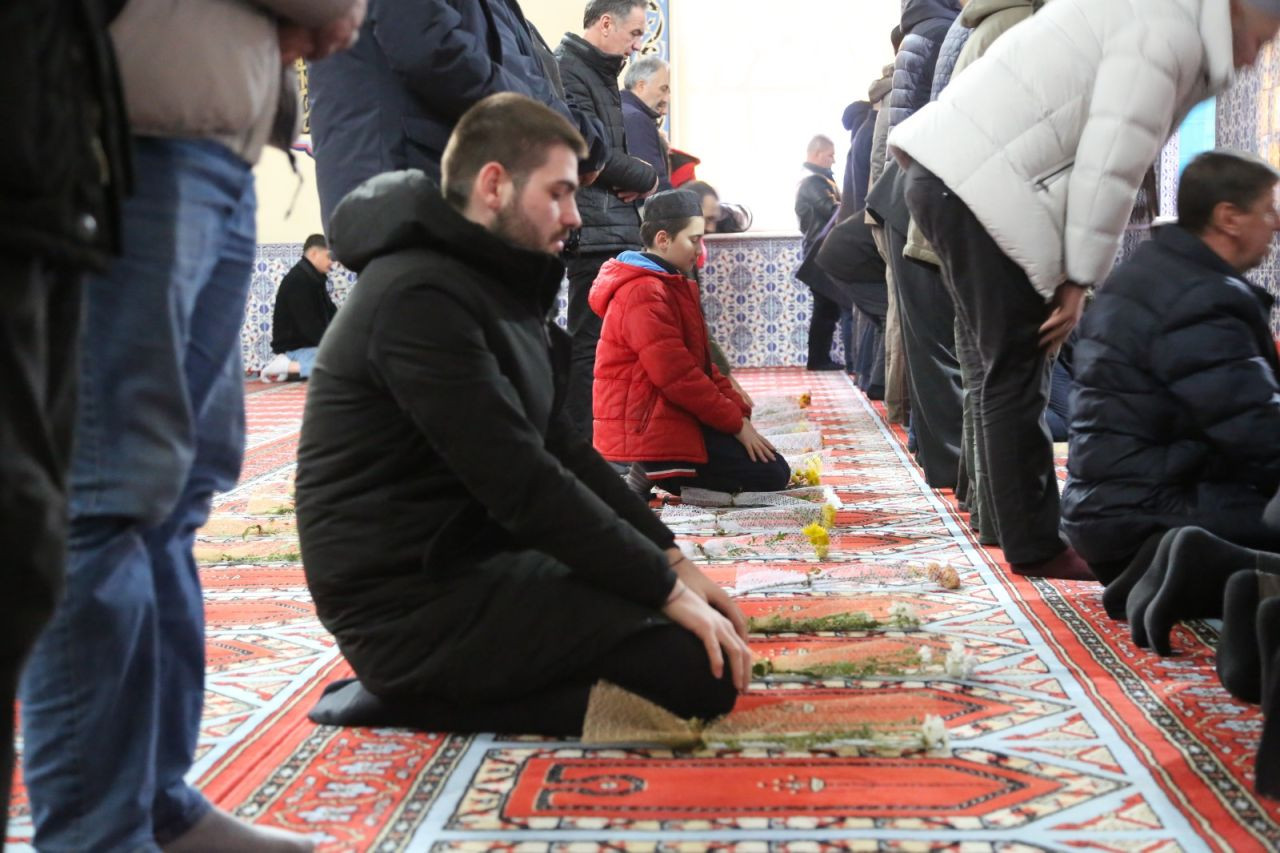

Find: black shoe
<box><xmin>1255</xmin><ymin>596</ymin><xmax>1280</xmax><ymax>799</ymax></box>
<box><xmin>806</xmin><ymin>360</ymin><xmax>844</xmax><ymax>372</ymax></box>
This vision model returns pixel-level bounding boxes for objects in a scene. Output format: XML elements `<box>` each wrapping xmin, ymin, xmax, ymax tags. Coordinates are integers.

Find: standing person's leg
<box><xmin>148</xmin><ymin>162</ymin><xmax>257</xmax><ymax>846</ymax></box>
<box><xmin>564</xmin><ymin>252</ymin><xmax>614</xmax><ymax>444</ymax></box>
<box><xmin>16</xmin><ymin>138</ymin><xmax>278</xmax><ymax>852</ymax></box>
<box><xmin>872</xmin><ymin>225</ymin><xmax>909</xmax><ymax>424</ymax></box>
<box><xmin>906</xmin><ymin>165</ymin><xmax>1067</xmax><ymax>570</ymax></box>
<box><xmin>885</xmin><ymin>227</ymin><xmax>962</xmax><ymax>490</ymax></box>
<box><xmin>666</xmin><ymin>428</ymin><xmax>791</xmax><ymax>494</ymax></box>
<box><xmin>0</xmin><ymin>256</ymin><xmax>82</xmax><ymax>841</ymax></box>
<box><xmin>953</xmin><ymin>307</ymin><xmax>998</xmax><ymax>544</ymax></box>
<box><xmin>805</xmin><ymin>287</ymin><xmax>842</xmax><ymax>369</ymax></box>
<box><xmin>838</xmin><ymin>307</ymin><xmax>855</xmax><ymax>372</ymax></box>
<box><xmin>20</xmin><ymin>138</ymin><xmax>201</xmax><ymax>852</ymax></box>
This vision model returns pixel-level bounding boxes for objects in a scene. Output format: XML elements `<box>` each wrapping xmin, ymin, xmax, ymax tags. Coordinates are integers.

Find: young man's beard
<box><xmin>494</xmin><ymin>197</ymin><xmax>566</xmax><ymax>255</ymax></box>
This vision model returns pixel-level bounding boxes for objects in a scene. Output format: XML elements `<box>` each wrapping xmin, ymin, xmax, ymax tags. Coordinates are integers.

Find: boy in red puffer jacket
<box><xmin>590</xmin><ymin>190</ymin><xmax>792</xmax><ymax>495</ymax></box>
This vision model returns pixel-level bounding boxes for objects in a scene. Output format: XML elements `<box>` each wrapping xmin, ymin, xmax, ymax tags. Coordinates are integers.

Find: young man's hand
<box><xmin>666</xmin><ymin>548</ymin><xmax>748</xmax><ymax>640</ymax></box>
<box><xmin>662</xmin><ymin>580</ymin><xmax>753</xmax><ymax>691</ymax></box>
<box><xmin>734</xmin><ymin>419</ymin><xmax>777</xmax><ymax>463</ymax></box>
<box><xmin>1040</xmin><ymin>282</ymin><xmax>1087</xmax><ymax>352</ymax></box>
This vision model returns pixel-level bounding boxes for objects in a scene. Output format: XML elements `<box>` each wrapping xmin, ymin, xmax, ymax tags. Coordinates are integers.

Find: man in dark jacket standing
<box><xmin>1063</xmin><ymin>151</ymin><xmax>1280</xmax><ymax>581</ymax></box>
<box><xmin>308</xmin><ymin>0</ymin><xmax>606</xmax><ymax>230</ymax></box>
<box><xmin>263</xmin><ymin>234</ymin><xmax>338</xmax><ymax>380</ymax></box>
<box><xmin>297</xmin><ymin>94</ymin><xmax>748</xmax><ymax>735</ymax></box>
<box><xmin>622</xmin><ymin>54</ymin><xmax>672</xmax><ymax>191</ymax></box>
<box><xmin>557</xmin><ymin>0</ymin><xmax>660</xmax><ymax>442</ymax></box>
<box><xmin>887</xmin><ymin>0</ymin><xmax>963</xmax><ymax>136</ymax></box>
<box><xmin>1</xmin><ymin>2</ymin><xmax>129</xmax><ymax>839</ymax></box>
<box><xmin>868</xmin><ymin>0</ymin><xmax>963</xmax><ymax>489</ymax></box>
<box><xmin>795</xmin><ymin>135</ymin><xmax>844</xmax><ymax>371</ymax></box>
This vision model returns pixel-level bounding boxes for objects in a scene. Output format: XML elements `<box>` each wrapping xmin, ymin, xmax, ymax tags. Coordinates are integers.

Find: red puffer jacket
<box><xmin>589</xmin><ymin>253</ymin><xmax>750</xmax><ymax>462</ymax></box>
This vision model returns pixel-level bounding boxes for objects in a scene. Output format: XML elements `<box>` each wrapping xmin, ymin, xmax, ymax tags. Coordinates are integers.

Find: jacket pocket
<box><xmin>1033</xmin><ymin>160</ymin><xmax>1074</xmax><ymax>192</ymax></box>
<box><xmin>634</xmin><ymin>391</ymin><xmax>659</xmax><ymax>434</ymax></box>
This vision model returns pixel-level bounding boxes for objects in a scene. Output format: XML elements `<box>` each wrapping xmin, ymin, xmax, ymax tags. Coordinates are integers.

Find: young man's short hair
<box><xmin>641</xmin><ymin>216</ymin><xmax>694</xmax><ymax>248</ymax></box>
<box><xmin>303</xmin><ymin>233</ymin><xmax>327</xmax><ymax>253</ymax></box>
<box><xmin>441</xmin><ymin>93</ymin><xmax>587</xmax><ymax>210</ymax></box>
<box><xmin>1178</xmin><ymin>149</ymin><xmax>1280</xmax><ymax>234</ymax></box>
<box><xmin>584</xmin><ymin>0</ymin><xmax>645</xmax><ymax>29</ymax></box>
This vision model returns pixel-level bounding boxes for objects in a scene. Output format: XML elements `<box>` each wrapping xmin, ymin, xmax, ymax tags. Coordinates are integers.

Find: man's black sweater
<box><xmin>271</xmin><ymin>256</ymin><xmax>337</xmax><ymax>353</ymax></box>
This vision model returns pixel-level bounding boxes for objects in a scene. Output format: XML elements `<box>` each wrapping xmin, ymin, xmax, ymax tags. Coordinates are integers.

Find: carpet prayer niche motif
<box><xmin>7</xmin><ymin>370</ymin><xmax>1280</xmax><ymax>851</ymax></box>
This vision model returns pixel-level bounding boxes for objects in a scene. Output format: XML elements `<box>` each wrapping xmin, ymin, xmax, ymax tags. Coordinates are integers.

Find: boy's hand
<box><xmin>735</xmin><ymin>419</ymin><xmax>777</xmax><ymax>463</ymax></box>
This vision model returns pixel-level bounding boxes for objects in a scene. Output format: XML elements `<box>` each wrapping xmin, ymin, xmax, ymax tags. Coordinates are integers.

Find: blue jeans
<box><xmin>286</xmin><ymin>346</ymin><xmax>319</xmax><ymax>378</ymax></box>
<box><xmin>19</xmin><ymin>137</ymin><xmax>256</xmax><ymax>852</ymax></box>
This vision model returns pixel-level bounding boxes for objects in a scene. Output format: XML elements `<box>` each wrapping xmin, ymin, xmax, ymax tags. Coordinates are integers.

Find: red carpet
<box><xmin>7</xmin><ymin>370</ymin><xmax>1280</xmax><ymax>851</ymax></box>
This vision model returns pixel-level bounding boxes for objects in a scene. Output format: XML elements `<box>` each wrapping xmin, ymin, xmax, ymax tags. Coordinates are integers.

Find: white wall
<box><xmin>668</xmin><ymin>0</ymin><xmax>900</xmax><ymax>233</ymax></box>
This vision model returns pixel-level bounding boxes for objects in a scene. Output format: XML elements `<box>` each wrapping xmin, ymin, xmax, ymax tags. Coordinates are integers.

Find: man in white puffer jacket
<box><xmin>891</xmin><ymin>0</ymin><xmax>1280</xmax><ymax>580</ymax></box>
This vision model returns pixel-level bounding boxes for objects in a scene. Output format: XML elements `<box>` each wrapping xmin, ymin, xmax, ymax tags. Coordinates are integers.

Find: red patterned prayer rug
<box><xmin>7</xmin><ymin>369</ymin><xmax>1280</xmax><ymax>851</ymax></box>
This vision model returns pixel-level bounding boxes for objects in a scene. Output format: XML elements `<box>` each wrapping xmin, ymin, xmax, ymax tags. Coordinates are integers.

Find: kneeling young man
<box><xmin>296</xmin><ymin>94</ymin><xmax>749</xmax><ymax>734</ymax></box>
<box><xmin>590</xmin><ymin>190</ymin><xmax>792</xmax><ymax>495</ymax></box>
<box><xmin>1063</xmin><ymin>150</ymin><xmax>1280</xmax><ymax>581</ymax></box>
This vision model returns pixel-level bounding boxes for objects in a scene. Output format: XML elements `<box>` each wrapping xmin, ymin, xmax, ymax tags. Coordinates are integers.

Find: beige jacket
<box><xmin>904</xmin><ymin>0</ymin><xmax>1040</xmax><ymax>266</ymax></box>
<box><xmin>890</xmin><ymin>0</ymin><xmax>1232</xmax><ymax>298</ymax></box>
<box><xmin>110</xmin><ymin>0</ymin><xmax>353</xmax><ymax>164</ymax></box>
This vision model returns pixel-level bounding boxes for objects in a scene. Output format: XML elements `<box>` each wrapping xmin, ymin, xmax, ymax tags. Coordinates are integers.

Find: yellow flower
<box><xmin>821</xmin><ymin>503</ymin><xmax>836</xmax><ymax>530</ymax></box>
<box><xmin>798</xmin><ymin>391</ymin><xmax>812</xmax><ymax>409</ymax></box>
<box><xmin>790</xmin><ymin>456</ymin><xmax>822</xmax><ymax>487</ymax></box>
<box><xmin>802</xmin><ymin>522</ymin><xmax>830</xmax><ymax>560</ymax></box>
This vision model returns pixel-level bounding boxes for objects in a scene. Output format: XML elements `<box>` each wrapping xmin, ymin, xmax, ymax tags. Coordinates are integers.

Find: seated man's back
<box><xmin>1063</xmin><ymin>150</ymin><xmax>1280</xmax><ymax>580</ymax></box>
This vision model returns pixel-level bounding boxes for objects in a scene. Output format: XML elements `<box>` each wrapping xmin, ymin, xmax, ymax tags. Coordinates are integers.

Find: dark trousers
<box><xmin>847</xmin><ymin>279</ymin><xmax>888</xmax><ymax>398</ymax></box>
<box><xmin>806</xmin><ymin>286</ymin><xmax>842</xmax><ymax>368</ymax></box>
<box><xmin>663</xmin><ymin>427</ymin><xmax>793</xmax><ymax>494</ymax></box>
<box><xmin>839</xmin><ymin>307</ymin><xmax>855</xmax><ymax>371</ymax></box>
<box><xmin>564</xmin><ymin>252</ymin><xmax>617</xmax><ymax>445</ymax></box>
<box><xmin>885</xmin><ymin>225</ymin><xmax>962</xmax><ymax>489</ymax></box>
<box><xmin>905</xmin><ymin>163</ymin><xmax>1062</xmax><ymax>564</ymax></box>
<box><xmin>1</xmin><ymin>255</ymin><xmax>82</xmax><ymax>838</ymax></box>
<box><xmin>313</xmin><ymin>623</ymin><xmax>738</xmax><ymax>736</ymax></box>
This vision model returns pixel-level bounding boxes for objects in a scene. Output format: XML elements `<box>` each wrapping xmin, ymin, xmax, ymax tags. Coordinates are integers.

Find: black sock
<box><xmin>1102</xmin><ymin>530</ymin><xmax>1169</xmax><ymax>620</ymax></box>
<box><xmin>1254</xmin><ymin>596</ymin><xmax>1280</xmax><ymax>799</ymax></box>
<box><xmin>1144</xmin><ymin>528</ymin><xmax>1260</xmax><ymax>656</ymax></box>
<box><xmin>1125</xmin><ymin>528</ymin><xmax>1185</xmax><ymax>646</ymax></box>
<box><xmin>1216</xmin><ymin>570</ymin><xmax>1270</xmax><ymax>703</ymax></box>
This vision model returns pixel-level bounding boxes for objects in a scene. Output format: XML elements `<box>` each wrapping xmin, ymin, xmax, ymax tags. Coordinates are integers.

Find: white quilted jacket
<box><xmin>888</xmin><ymin>0</ymin><xmax>1235</xmax><ymax>299</ymax></box>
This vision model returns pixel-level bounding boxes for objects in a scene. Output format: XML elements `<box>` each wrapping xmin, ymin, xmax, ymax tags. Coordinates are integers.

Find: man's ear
<box><xmin>473</xmin><ymin>162</ymin><xmax>509</xmax><ymax>212</ymax></box>
<box><xmin>1212</xmin><ymin>200</ymin><xmax>1244</xmax><ymax>237</ymax></box>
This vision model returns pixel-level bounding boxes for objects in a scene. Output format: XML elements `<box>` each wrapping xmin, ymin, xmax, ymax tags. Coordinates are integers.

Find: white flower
<box><xmin>918</xmin><ymin>645</ymin><xmax>934</xmax><ymax>666</ymax></box>
<box><xmin>887</xmin><ymin>601</ymin><xmax>921</xmax><ymax>629</ymax></box>
<box><xmin>920</xmin><ymin>715</ymin><xmax>949</xmax><ymax>750</ymax></box>
<box><xmin>944</xmin><ymin>640</ymin><xmax>978</xmax><ymax>679</ymax></box>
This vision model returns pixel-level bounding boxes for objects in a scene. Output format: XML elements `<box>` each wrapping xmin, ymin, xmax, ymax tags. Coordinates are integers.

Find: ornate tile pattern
<box><xmin>1209</xmin><ymin>44</ymin><xmax>1280</xmax><ymax>330</ymax></box>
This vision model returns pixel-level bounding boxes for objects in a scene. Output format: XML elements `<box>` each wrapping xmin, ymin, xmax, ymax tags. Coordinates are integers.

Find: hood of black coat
<box><xmin>843</xmin><ymin>100</ymin><xmax>872</xmax><ymax>132</ymax></box>
<box><xmin>328</xmin><ymin>170</ymin><xmax>566</xmax><ymax>309</ymax></box>
<box><xmin>902</xmin><ymin>0</ymin><xmax>962</xmax><ymax>33</ymax></box>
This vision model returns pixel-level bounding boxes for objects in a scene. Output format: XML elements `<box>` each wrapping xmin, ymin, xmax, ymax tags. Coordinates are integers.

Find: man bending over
<box><xmin>296</xmin><ymin>94</ymin><xmax>749</xmax><ymax>734</ymax></box>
